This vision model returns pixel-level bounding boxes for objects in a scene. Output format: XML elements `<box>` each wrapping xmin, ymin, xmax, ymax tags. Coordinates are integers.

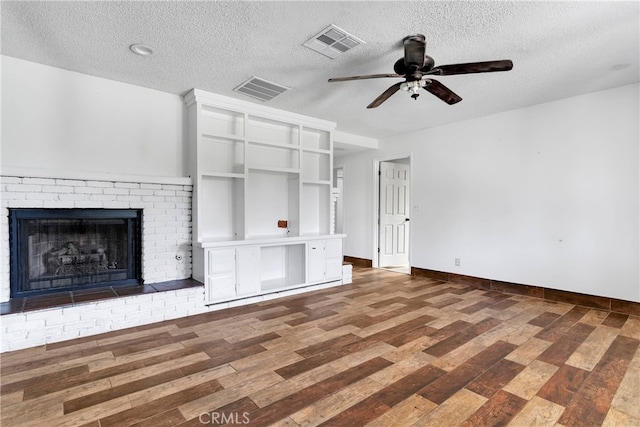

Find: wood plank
<box><xmin>528</xmin><ymin>311</ymin><xmax>562</xmax><ymax>327</ymax></box>
<box><xmin>63</xmin><ymin>368</ymin><xmax>185</xmax><ymax>414</ymax></box>
<box><xmin>412</xmin><ymin>388</ymin><xmax>487</xmax><ymax>426</ymax></box>
<box><xmin>557</xmin><ymin>335</ymin><xmax>640</xmax><ymax>426</ymax></box>
<box><xmin>601</xmin><ymin>312</ymin><xmax>629</xmax><ymax>328</ymax></box>
<box><xmin>502</xmin><ymin>359</ymin><xmax>559</xmax><ymax>400</ymax></box>
<box><xmin>465</xmin><ymin>358</ymin><xmax>526</xmax><ymax>398</ymax></box>
<box><xmin>460</xmin><ymin>390</ymin><xmax>527</xmax><ymax>426</ymax></box>
<box><xmin>610</xmin><ymin>344</ymin><xmax>640</xmax><ymax>418</ymax></box>
<box><xmin>535</xmin><ymin>306</ymin><xmax>590</xmax><ymax>341</ymax></box>
<box><xmin>536</xmin><ymin>364</ymin><xmax>591</xmax><ymax>406</ymax></box>
<box><xmin>508</xmin><ymin>395</ymin><xmax>565</xmax><ymax>426</ymax></box>
<box><xmin>418</xmin><ymin>340</ymin><xmax>516</xmax><ymax>404</ymax></box>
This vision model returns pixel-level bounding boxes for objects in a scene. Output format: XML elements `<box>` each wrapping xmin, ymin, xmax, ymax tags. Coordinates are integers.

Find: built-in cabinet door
<box><xmin>308</xmin><ymin>239</ymin><xmax>343</xmax><ymax>284</ymax></box>
<box><xmin>308</xmin><ymin>242</ymin><xmax>326</xmax><ymax>283</ymax></box>
<box><xmin>325</xmin><ymin>239</ymin><xmax>343</xmax><ymax>281</ymax></box>
<box><xmin>206</xmin><ymin>248</ymin><xmax>237</xmax><ymax>302</ymax></box>
<box><xmin>236</xmin><ymin>246</ymin><xmax>260</xmax><ymax>297</ymax></box>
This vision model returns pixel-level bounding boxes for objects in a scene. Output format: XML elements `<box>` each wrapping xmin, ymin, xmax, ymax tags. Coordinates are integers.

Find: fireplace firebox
<box><xmin>9</xmin><ymin>209</ymin><xmax>142</xmax><ymax>298</ymax></box>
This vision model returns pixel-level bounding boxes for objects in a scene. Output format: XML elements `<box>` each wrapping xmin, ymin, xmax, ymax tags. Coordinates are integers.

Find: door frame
<box><xmin>372</xmin><ymin>153</ymin><xmax>412</xmax><ymax>268</ymax></box>
<box><xmin>333</xmin><ymin>163</ymin><xmax>345</xmax><ymax>235</ymax></box>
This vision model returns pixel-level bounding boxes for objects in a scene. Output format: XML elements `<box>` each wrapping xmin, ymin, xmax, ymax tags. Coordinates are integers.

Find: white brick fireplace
<box><xmin>0</xmin><ymin>172</ymin><xmax>201</xmax><ymax>351</ymax></box>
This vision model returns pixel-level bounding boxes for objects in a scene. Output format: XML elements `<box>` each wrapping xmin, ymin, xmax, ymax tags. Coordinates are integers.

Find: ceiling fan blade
<box><xmin>367</xmin><ymin>82</ymin><xmax>403</xmax><ymax>109</ymax></box>
<box><xmin>328</xmin><ymin>73</ymin><xmax>402</xmax><ymax>82</ymax></box>
<box><xmin>430</xmin><ymin>60</ymin><xmax>513</xmax><ymax>75</ymax></box>
<box><xmin>403</xmin><ymin>34</ymin><xmax>426</xmax><ymax>67</ymax></box>
<box><xmin>424</xmin><ymin>79</ymin><xmax>462</xmax><ymax>105</ymax></box>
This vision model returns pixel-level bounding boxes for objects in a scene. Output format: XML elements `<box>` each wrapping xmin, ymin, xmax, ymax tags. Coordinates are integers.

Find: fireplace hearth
<box><xmin>9</xmin><ymin>209</ymin><xmax>142</xmax><ymax>298</ymax></box>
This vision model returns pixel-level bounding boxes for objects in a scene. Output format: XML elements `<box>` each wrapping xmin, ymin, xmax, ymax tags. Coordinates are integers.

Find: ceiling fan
<box><xmin>328</xmin><ymin>34</ymin><xmax>513</xmax><ymax>108</ymax></box>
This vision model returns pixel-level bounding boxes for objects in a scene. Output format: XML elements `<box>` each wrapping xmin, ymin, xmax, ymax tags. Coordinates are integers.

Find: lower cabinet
<box><xmin>205</xmin><ymin>246</ymin><xmax>260</xmax><ymax>303</ymax></box>
<box><xmin>308</xmin><ymin>239</ymin><xmax>343</xmax><ymax>284</ymax></box>
<box><xmin>201</xmin><ymin>235</ymin><xmax>344</xmax><ymax>305</ymax></box>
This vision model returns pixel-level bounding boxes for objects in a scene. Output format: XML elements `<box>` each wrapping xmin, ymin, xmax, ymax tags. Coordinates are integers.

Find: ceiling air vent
<box><xmin>233</xmin><ymin>76</ymin><xmax>290</xmax><ymax>102</ymax></box>
<box><xmin>304</xmin><ymin>24</ymin><xmax>365</xmax><ymax>59</ymax></box>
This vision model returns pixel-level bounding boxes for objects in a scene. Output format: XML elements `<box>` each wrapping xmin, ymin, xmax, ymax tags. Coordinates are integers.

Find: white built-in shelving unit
<box><xmin>184</xmin><ymin>89</ymin><xmax>345</xmax><ymax>305</ymax></box>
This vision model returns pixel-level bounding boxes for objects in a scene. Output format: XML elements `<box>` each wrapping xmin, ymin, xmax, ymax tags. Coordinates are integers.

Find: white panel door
<box><xmin>206</xmin><ymin>248</ymin><xmax>237</xmax><ymax>302</ymax></box>
<box><xmin>378</xmin><ymin>161</ymin><xmax>410</xmax><ymax>267</ymax></box>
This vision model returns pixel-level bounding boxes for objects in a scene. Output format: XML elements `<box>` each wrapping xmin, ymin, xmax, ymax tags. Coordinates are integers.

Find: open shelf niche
<box><xmin>185</xmin><ymin>89</ymin><xmax>345</xmax><ymax>304</ymax></box>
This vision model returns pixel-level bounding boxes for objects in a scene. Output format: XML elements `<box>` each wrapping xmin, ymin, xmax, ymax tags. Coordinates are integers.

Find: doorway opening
<box><xmin>374</xmin><ymin>155</ymin><xmax>411</xmax><ymax>274</ymax></box>
<box><xmin>333</xmin><ymin>164</ymin><xmax>344</xmax><ymax>234</ymax></box>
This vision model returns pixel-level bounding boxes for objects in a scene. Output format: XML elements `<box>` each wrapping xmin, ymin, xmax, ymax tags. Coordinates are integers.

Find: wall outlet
<box><xmin>455</xmin><ymin>258</ymin><xmax>461</xmax><ymax>266</ymax></box>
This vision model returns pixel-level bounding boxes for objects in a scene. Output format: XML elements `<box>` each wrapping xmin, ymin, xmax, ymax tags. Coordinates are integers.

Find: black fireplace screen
<box><xmin>10</xmin><ymin>209</ymin><xmax>142</xmax><ymax>297</ymax></box>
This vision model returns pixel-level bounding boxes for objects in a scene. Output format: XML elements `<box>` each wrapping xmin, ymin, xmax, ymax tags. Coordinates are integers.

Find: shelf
<box><xmin>198</xmin><ymin>175</ymin><xmax>245</xmax><ymax>241</ymax></box>
<box><xmin>197</xmin><ymin>233</ymin><xmax>345</xmax><ymax>248</ymax></box>
<box><xmin>302</xmin><ymin>127</ymin><xmax>330</xmax><ymax>151</ymax></box>
<box><xmin>201</xmin><ymin>104</ymin><xmax>244</xmax><ymax>137</ymax></box>
<box><xmin>301</xmin><ymin>183</ymin><xmax>331</xmax><ymax>235</ymax></box>
<box><xmin>200</xmin><ymin>131</ymin><xmax>242</xmax><ymax>141</ymax></box>
<box><xmin>201</xmin><ymin>172</ymin><xmax>245</xmax><ymax>179</ymax></box>
<box><xmin>302</xmin><ymin>151</ymin><xmax>330</xmax><ymax>181</ymax></box>
<box><xmin>199</xmin><ymin>135</ymin><xmax>244</xmax><ymax>174</ymax></box>
<box><xmin>302</xmin><ymin>147</ymin><xmax>331</xmax><ymax>155</ymax></box>
<box><xmin>261</xmin><ymin>277</ymin><xmax>301</xmax><ymax>292</ymax></box>
<box><xmin>302</xmin><ymin>179</ymin><xmax>331</xmax><ymax>185</ymax></box>
<box><xmin>260</xmin><ymin>244</ymin><xmax>305</xmax><ymax>291</ymax></box>
<box><xmin>246</xmin><ymin>170</ymin><xmax>300</xmax><ymax>237</ymax></box>
<box><xmin>248</xmin><ymin>167</ymin><xmax>300</xmax><ymax>175</ymax></box>
<box><xmin>247</xmin><ymin>144</ymin><xmax>300</xmax><ymax>171</ymax></box>
<box><xmin>248</xmin><ymin>139</ymin><xmax>302</xmax><ymax>150</ymax></box>
<box><xmin>247</xmin><ymin>115</ymin><xmax>300</xmax><ymax>146</ymax></box>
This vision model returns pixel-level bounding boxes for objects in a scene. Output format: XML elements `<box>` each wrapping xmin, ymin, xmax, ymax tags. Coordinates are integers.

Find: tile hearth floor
<box><xmin>1</xmin><ymin>267</ymin><xmax>638</xmax><ymax>426</ymax></box>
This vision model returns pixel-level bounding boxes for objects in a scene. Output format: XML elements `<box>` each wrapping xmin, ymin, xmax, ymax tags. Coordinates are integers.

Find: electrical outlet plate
<box><xmin>455</xmin><ymin>258</ymin><xmax>460</xmax><ymax>266</ymax></box>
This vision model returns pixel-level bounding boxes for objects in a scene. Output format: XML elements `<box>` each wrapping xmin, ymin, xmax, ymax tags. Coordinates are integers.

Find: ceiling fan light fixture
<box><xmin>401</xmin><ymin>80</ymin><xmax>426</xmax><ymax>96</ymax></box>
<box><xmin>304</xmin><ymin>24</ymin><xmax>365</xmax><ymax>59</ymax></box>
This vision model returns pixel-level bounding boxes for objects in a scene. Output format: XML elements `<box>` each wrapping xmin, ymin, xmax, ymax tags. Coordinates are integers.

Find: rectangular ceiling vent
<box><xmin>304</xmin><ymin>24</ymin><xmax>365</xmax><ymax>59</ymax></box>
<box><xmin>233</xmin><ymin>76</ymin><xmax>290</xmax><ymax>102</ymax></box>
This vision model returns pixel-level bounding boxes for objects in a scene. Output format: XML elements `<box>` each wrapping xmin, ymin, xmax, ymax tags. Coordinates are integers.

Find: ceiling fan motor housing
<box><xmin>393</xmin><ymin>55</ymin><xmax>435</xmax><ymax>78</ymax></box>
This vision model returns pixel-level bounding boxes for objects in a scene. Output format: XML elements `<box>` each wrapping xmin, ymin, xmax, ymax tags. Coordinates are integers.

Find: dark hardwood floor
<box><xmin>1</xmin><ymin>267</ymin><xmax>638</xmax><ymax>426</ymax></box>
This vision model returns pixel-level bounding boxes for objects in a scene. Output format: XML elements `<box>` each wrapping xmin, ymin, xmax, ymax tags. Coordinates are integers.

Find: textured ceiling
<box><xmin>2</xmin><ymin>1</ymin><xmax>639</xmax><ymax>141</ymax></box>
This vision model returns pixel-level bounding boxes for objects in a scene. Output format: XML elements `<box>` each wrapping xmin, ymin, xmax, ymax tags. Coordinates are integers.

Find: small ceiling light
<box><xmin>129</xmin><ymin>44</ymin><xmax>154</xmax><ymax>56</ymax></box>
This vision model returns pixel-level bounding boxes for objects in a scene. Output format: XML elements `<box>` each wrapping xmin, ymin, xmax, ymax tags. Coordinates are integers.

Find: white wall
<box><xmin>341</xmin><ymin>83</ymin><xmax>639</xmax><ymax>302</ymax></box>
<box><xmin>1</xmin><ymin>56</ymin><xmax>186</xmax><ymax>178</ymax></box>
